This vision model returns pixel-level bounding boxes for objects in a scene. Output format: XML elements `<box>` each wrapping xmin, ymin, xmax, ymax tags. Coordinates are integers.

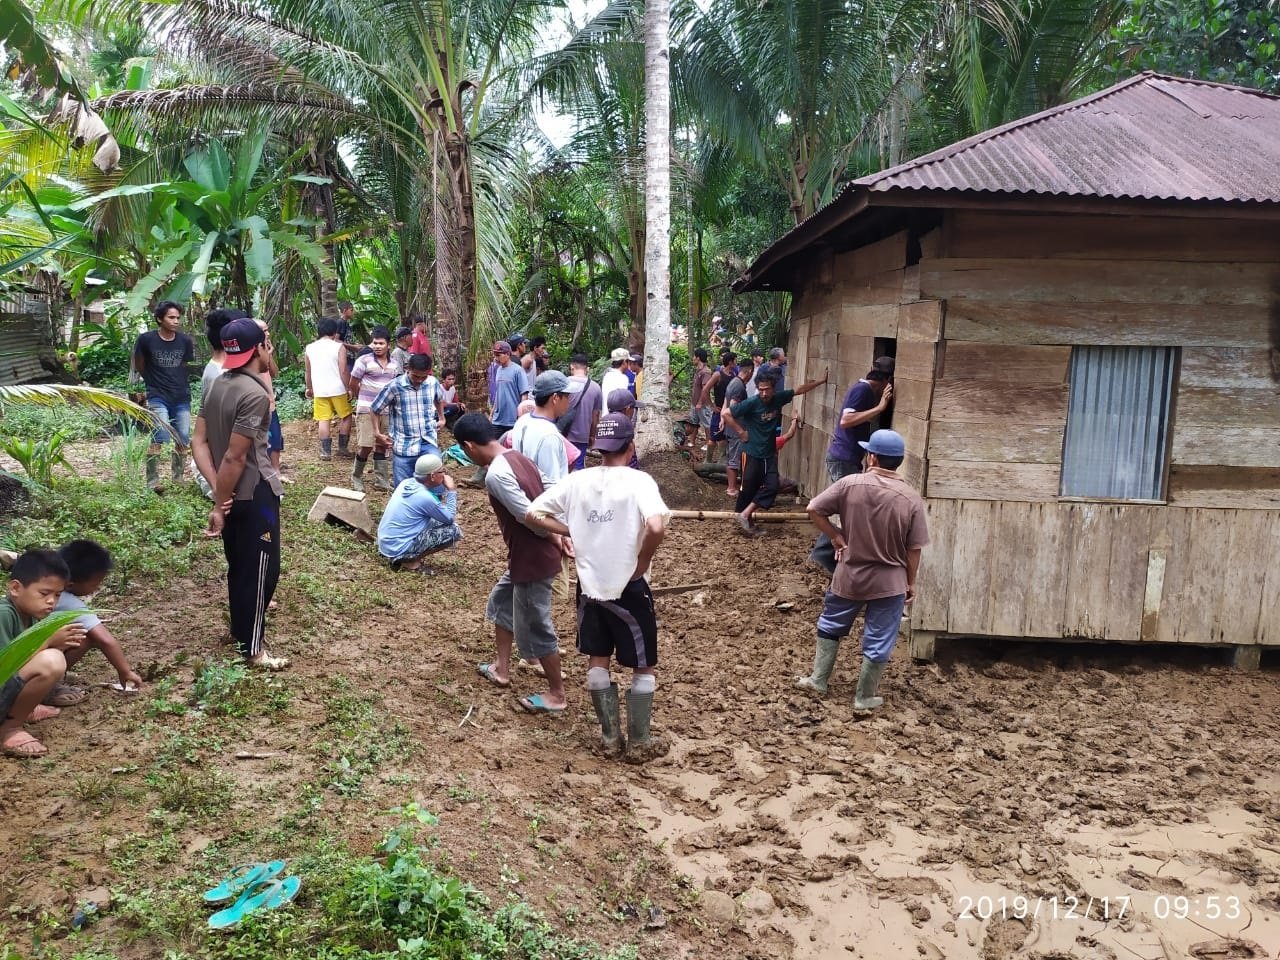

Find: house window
<box><xmin>1060</xmin><ymin>346</ymin><xmax>1178</xmax><ymax>501</ymax></box>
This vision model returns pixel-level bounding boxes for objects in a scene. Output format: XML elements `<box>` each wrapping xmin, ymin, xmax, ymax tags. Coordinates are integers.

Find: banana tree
<box><xmin>68</xmin><ymin>128</ymin><xmax>331</xmax><ymax>312</ymax></box>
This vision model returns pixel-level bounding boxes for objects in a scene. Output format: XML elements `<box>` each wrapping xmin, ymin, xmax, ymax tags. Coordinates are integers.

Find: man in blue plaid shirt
<box><xmin>371</xmin><ymin>353</ymin><xmax>446</xmax><ymax>486</ymax></box>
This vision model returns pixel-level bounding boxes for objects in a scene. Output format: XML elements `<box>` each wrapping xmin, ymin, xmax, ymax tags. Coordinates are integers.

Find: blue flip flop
<box><xmin>519</xmin><ymin>694</ymin><xmax>565</xmax><ymax>716</ymax></box>
<box><xmin>208</xmin><ymin>876</ymin><xmax>302</xmax><ymax>929</ymax></box>
<box><xmin>202</xmin><ymin>861</ymin><xmax>285</xmax><ymax>904</ymax></box>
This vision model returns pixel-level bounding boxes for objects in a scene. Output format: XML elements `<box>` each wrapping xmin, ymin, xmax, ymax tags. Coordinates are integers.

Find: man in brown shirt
<box><xmin>798</xmin><ymin>429</ymin><xmax>928</xmax><ymax>712</ymax></box>
<box><xmin>192</xmin><ymin>317</ymin><xmax>288</xmax><ymax>671</ymax></box>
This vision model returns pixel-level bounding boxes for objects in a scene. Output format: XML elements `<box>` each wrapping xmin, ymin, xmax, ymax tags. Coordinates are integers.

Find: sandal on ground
<box><xmin>248</xmin><ymin>652</ymin><xmax>291</xmax><ymax>672</ymax></box>
<box><xmin>27</xmin><ymin>704</ymin><xmax>60</xmax><ymax>723</ymax></box>
<box><xmin>519</xmin><ymin>694</ymin><xmax>565</xmax><ymax>716</ymax></box>
<box><xmin>1</xmin><ymin>729</ymin><xmax>47</xmax><ymax>759</ymax></box>
<box><xmin>208</xmin><ymin>876</ymin><xmax>301</xmax><ymax>929</ymax></box>
<box><xmin>725</xmin><ymin>488</ymin><xmax>738</xmax><ymax>497</ymax></box>
<box><xmin>204</xmin><ymin>861</ymin><xmax>286</xmax><ymax>904</ymax></box>
<box><xmin>43</xmin><ymin>683</ymin><xmax>86</xmax><ymax>707</ymax></box>
<box><xmin>476</xmin><ymin>662</ymin><xmax>510</xmax><ymax>688</ymax></box>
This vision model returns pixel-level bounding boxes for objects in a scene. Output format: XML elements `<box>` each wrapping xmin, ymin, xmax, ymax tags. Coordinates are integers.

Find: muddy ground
<box><xmin>2</xmin><ymin>422</ymin><xmax>1280</xmax><ymax>959</ymax></box>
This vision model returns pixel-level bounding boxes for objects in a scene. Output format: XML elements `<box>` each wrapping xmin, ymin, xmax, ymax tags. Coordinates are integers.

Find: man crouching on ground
<box><xmin>526</xmin><ymin>413</ymin><xmax>670</xmax><ymax>762</ymax></box>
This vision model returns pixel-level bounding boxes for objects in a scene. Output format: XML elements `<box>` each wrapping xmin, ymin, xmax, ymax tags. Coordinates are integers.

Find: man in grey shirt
<box><xmin>563</xmin><ymin>354</ymin><xmax>601</xmax><ymax>470</ymax></box>
<box><xmin>192</xmin><ymin>318</ymin><xmax>288</xmax><ymax>671</ymax></box>
<box><xmin>721</xmin><ymin>358</ymin><xmax>754</xmax><ymax>497</ymax></box>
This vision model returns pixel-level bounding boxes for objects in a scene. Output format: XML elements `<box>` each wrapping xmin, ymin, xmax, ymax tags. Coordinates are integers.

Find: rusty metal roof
<box><xmin>861</xmin><ymin>72</ymin><xmax>1280</xmax><ymax>201</ymax></box>
<box><xmin>736</xmin><ymin>73</ymin><xmax>1280</xmax><ymax>292</ymax></box>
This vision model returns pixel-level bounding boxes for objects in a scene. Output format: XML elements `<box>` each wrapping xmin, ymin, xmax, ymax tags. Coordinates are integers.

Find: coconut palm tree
<box><xmin>635</xmin><ymin>0</ymin><xmax>675</xmax><ymax>457</ymax></box>
<box><xmin>62</xmin><ymin>0</ymin><xmax>631</xmax><ymax>373</ymax></box>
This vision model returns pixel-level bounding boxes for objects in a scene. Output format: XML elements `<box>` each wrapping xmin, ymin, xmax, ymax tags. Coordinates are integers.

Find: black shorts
<box><xmin>577</xmin><ymin>578</ymin><xmax>658</xmax><ymax>669</ymax></box>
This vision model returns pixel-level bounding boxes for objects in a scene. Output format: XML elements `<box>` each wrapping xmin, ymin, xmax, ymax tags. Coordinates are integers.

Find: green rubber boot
<box><xmin>145</xmin><ymin>455</ymin><xmax>163</xmax><ymax>491</ymax></box>
<box><xmin>588</xmin><ymin>683</ymin><xmax>625</xmax><ymax>757</ymax></box>
<box><xmin>853</xmin><ymin>659</ymin><xmax>888</xmax><ymax>712</ymax></box>
<box><xmin>624</xmin><ymin>687</ymin><xmax>668</xmax><ymax>764</ymax></box>
<box><xmin>796</xmin><ymin>634</ymin><xmax>841</xmax><ymax>695</ymax></box>
<box><xmin>372</xmin><ymin>457</ymin><xmax>393</xmax><ymax>491</ymax></box>
<box><xmin>350</xmin><ymin>457</ymin><xmax>367</xmax><ymax>492</ymax></box>
<box><xmin>171</xmin><ymin>450</ymin><xmax>186</xmax><ymax>483</ymax></box>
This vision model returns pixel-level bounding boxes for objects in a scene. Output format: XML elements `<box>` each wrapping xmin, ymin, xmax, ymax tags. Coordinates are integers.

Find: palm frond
<box><xmin>0</xmin><ymin>383</ymin><xmax>170</xmax><ymax>436</ymax></box>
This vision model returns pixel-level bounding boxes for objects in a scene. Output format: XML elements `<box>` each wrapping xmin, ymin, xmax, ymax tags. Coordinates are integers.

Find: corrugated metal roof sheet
<box><xmin>735</xmin><ymin>73</ymin><xmax>1280</xmax><ymax>292</ymax></box>
<box><xmin>859</xmin><ymin>73</ymin><xmax>1280</xmax><ymax>202</ymax></box>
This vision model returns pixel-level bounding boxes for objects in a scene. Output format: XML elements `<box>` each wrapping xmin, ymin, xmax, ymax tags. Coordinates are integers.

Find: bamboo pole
<box><xmin>669</xmin><ymin>509</ymin><xmax>811</xmax><ymax>522</ymax></box>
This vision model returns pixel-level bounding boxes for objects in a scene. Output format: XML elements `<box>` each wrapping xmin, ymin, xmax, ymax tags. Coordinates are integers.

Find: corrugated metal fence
<box><xmin>0</xmin><ymin>293</ymin><xmax>54</xmax><ymax>385</ymax></box>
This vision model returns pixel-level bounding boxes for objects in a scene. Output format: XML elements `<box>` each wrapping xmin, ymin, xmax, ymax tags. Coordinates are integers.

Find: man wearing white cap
<box><xmin>599</xmin><ymin>348</ymin><xmax>631</xmax><ymax>413</ymax></box>
<box><xmin>376</xmin><ymin>452</ymin><xmax>461</xmax><ymax>573</ymax></box>
<box><xmin>797</xmin><ymin>429</ymin><xmax>929</xmax><ymax>712</ymax></box>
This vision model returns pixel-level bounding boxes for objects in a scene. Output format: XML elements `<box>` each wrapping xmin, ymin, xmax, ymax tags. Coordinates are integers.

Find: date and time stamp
<box><xmin>955</xmin><ymin>893</ymin><xmax>1243</xmax><ymax>923</ymax></box>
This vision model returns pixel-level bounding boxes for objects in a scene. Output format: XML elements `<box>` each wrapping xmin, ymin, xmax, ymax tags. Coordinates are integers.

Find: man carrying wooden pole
<box><xmin>796</xmin><ymin>429</ymin><xmax>929</xmax><ymax>713</ymax></box>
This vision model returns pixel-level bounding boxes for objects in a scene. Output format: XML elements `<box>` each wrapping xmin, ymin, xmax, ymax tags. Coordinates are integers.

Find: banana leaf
<box><xmin>0</xmin><ymin>610</ymin><xmax>87</xmax><ymax>687</ymax></box>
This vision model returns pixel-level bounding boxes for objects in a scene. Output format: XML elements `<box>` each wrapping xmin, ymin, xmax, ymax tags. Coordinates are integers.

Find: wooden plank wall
<box><xmin>783</xmin><ymin>230</ymin><xmax>924</xmax><ymax>497</ymax></box>
<box><xmin>913</xmin><ymin>498</ymin><xmax>1280</xmax><ymax>645</ymax></box>
<box><xmin>921</xmin><ymin>211</ymin><xmax>1280</xmax><ymax>508</ymax></box>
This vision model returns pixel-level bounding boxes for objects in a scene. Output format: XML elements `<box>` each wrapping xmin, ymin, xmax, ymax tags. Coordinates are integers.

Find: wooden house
<box><xmin>733</xmin><ymin>73</ymin><xmax>1280</xmax><ymax>665</ymax></box>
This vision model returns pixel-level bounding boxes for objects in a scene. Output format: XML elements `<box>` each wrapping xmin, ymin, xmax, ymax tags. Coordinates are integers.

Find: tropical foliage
<box><xmin>0</xmin><ymin>0</ymin><xmax>1267</xmax><ymax>388</ymax></box>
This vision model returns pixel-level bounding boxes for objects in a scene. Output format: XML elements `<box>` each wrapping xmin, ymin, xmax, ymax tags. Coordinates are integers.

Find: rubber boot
<box><xmin>320</xmin><ymin>438</ymin><xmax>333</xmax><ymax>461</ymax></box>
<box><xmin>588</xmin><ymin>683</ymin><xmax>625</xmax><ymax>758</ymax></box>
<box><xmin>624</xmin><ymin>687</ymin><xmax>668</xmax><ymax>764</ymax></box>
<box><xmin>372</xmin><ymin>456</ymin><xmax>393</xmax><ymax>491</ymax></box>
<box><xmin>171</xmin><ymin>449</ymin><xmax>186</xmax><ymax>483</ymax></box>
<box><xmin>337</xmin><ymin>433</ymin><xmax>351</xmax><ymax>458</ymax></box>
<box><xmin>350</xmin><ymin>457</ymin><xmax>367</xmax><ymax>492</ymax></box>
<box><xmin>853</xmin><ymin>659</ymin><xmax>888</xmax><ymax>712</ymax></box>
<box><xmin>462</xmin><ymin>466</ymin><xmax>487</xmax><ymax>489</ymax></box>
<box><xmin>145</xmin><ymin>455</ymin><xmax>162</xmax><ymax>491</ymax></box>
<box><xmin>796</xmin><ymin>634</ymin><xmax>841</xmax><ymax>695</ymax></box>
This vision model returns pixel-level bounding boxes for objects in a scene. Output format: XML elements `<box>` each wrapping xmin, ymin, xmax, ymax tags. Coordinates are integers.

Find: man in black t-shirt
<box><xmin>132</xmin><ymin>300</ymin><xmax>195</xmax><ymax>491</ymax></box>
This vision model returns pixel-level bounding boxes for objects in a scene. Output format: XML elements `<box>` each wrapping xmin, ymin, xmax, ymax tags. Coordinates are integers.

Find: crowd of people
<box><xmin>3</xmin><ymin>311</ymin><xmax>927</xmax><ymax>763</ymax></box>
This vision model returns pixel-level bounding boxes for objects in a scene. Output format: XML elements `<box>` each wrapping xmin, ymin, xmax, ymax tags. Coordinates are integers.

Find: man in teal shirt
<box><xmin>377</xmin><ymin>453</ymin><xmax>462</xmax><ymax>572</ymax></box>
<box><xmin>723</xmin><ymin>366</ymin><xmax>827</xmax><ymax>535</ymax></box>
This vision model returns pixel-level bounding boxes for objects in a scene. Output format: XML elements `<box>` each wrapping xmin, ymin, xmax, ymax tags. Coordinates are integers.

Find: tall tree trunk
<box><xmin>431</xmin><ymin>124</ymin><xmax>475</xmax><ymax>379</ymax></box>
<box><xmin>635</xmin><ymin>0</ymin><xmax>675</xmax><ymax>459</ymax></box>
<box><xmin>625</xmin><ymin>222</ymin><xmax>646</xmax><ymax>351</ymax></box>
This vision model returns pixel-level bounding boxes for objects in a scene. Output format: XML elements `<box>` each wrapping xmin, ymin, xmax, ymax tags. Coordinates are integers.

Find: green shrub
<box><xmin>77</xmin><ymin>340</ymin><xmax>134</xmax><ymax>387</ymax></box>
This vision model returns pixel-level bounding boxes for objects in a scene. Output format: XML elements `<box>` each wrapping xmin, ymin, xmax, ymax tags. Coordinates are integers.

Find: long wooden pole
<box><xmin>669</xmin><ymin>509</ymin><xmax>811</xmax><ymax>522</ymax></box>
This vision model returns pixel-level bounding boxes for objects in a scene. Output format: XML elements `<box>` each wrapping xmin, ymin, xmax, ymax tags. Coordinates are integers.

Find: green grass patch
<box><xmin>2</xmin><ymin>473</ymin><xmax>213</xmax><ymax>589</ymax></box>
<box><xmin>0</xmin><ymin>403</ymin><xmax>109</xmax><ymax>443</ymax></box>
<box><xmin>105</xmin><ymin>806</ymin><xmax>636</xmax><ymax>960</ymax></box>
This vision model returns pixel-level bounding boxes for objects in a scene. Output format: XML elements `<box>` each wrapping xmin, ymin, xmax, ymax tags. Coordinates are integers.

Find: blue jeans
<box><xmin>392</xmin><ymin>445</ymin><xmax>440</xmax><ymax>486</ymax></box>
<box><xmin>816</xmin><ymin>592</ymin><xmax>907</xmax><ymax>662</ymax></box>
<box><xmin>148</xmin><ymin>398</ymin><xmax>191</xmax><ymax>447</ymax></box>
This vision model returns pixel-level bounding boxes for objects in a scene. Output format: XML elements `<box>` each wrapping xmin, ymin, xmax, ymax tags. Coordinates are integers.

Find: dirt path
<box><xmin>2</xmin><ymin>424</ymin><xmax>1279</xmax><ymax>959</ymax></box>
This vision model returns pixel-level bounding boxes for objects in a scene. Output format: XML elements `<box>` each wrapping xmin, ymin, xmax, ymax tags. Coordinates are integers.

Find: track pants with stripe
<box><xmin>222</xmin><ymin>480</ymin><xmax>281</xmax><ymax>659</ymax></box>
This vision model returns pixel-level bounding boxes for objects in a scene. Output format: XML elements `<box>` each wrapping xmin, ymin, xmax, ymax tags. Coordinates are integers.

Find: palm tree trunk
<box><xmin>635</xmin><ymin>0</ymin><xmax>675</xmax><ymax>460</ymax></box>
<box><xmin>431</xmin><ymin>125</ymin><xmax>475</xmax><ymax>378</ymax></box>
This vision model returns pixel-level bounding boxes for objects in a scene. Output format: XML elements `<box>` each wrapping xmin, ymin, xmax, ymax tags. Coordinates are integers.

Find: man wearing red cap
<box><xmin>192</xmin><ymin>317</ymin><xmax>289</xmax><ymax>671</ymax></box>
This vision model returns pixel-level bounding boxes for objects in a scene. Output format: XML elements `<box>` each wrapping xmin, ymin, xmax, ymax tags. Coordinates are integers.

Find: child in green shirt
<box><xmin>1</xmin><ymin>550</ymin><xmax>86</xmax><ymax>759</ymax></box>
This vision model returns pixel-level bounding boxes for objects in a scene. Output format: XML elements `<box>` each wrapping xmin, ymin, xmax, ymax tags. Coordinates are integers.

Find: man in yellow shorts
<box><xmin>304</xmin><ymin>317</ymin><xmax>353</xmax><ymax>460</ymax></box>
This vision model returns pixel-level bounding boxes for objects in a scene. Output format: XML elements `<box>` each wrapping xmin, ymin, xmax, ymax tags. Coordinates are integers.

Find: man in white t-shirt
<box><xmin>599</xmin><ymin>348</ymin><xmax>631</xmax><ymax>413</ymax></box>
<box><xmin>510</xmin><ymin>370</ymin><xmax>583</xmax><ymax>488</ymax></box>
<box><xmin>527</xmin><ymin>413</ymin><xmax>671</xmax><ymax>762</ymax></box>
